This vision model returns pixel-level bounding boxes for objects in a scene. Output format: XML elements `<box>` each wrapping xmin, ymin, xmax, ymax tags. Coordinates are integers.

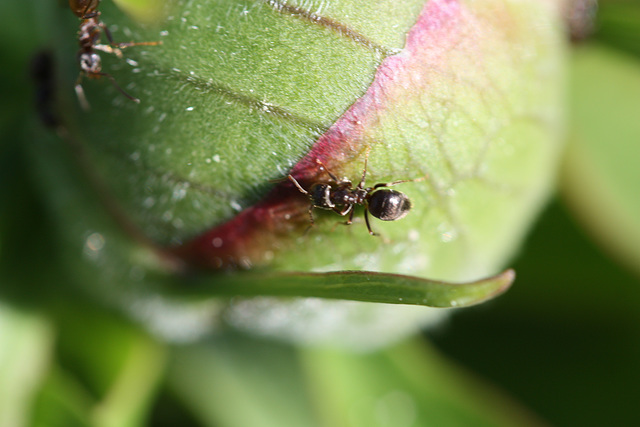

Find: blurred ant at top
<box><xmin>288</xmin><ymin>153</ymin><xmax>427</xmax><ymax>236</ymax></box>
<box><xmin>70</xmin><ymin>0</ymin><xmax>160</xmax><ymax>109</ymax></box>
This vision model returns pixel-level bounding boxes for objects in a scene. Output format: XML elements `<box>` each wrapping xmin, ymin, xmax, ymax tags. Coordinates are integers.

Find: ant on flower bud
<box><xmin>70</xmin><ymin>0</ymin><xmax>160</xmax><ymax>109</ymax></box>
<box><xmin>288</xmin><ymin>155</ymin><xmax>425</xmax><ymax>235</ymax></box>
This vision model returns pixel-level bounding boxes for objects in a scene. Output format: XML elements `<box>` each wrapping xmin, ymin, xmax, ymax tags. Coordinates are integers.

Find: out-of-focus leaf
<box><xmin>596</xmin><ymin>1</ymin><xmax>640</xmax><ymax>58</ymax></box>
<box><xmin>0</xmin><ymin>304</ymin><xmax>53</xmax><ymax>427</ymax></box>
<box><xmin>302</xmin><ymin>338</ymin><xmax>543</xmax><ymax>427</ymax></box>
<box><xmin>29</xmin><ymin>310</ymin><xmax>167</xmax><ymax>427</ymax></box>
<box><xmin>169</xmin><ymin>333</ymin><xmax>542</xmax><ymax>427</ymax></box>
<box><xmin>54</xmin><ymin>308</ymin><xmax>168</xmax><ymax>427</ymax></box>
<box><xmin>169</xmin><ymin>334</ymin><xmax>320</xmax><ymax>427</ymax></box>
<box><xmin>563</xmin><ymin>44</ymin><xmax>640</xmax><ymax>278</ymax></box>
<box><xmin>32</xmin><ymin>366</ymin><xmax>94</xmax><ymax>427</ymax></box>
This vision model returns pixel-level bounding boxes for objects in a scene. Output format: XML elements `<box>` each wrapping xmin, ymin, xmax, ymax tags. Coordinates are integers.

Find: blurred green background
<box><xmin>2</xmin><ymin>0</ymin><xmax>640</xmax><ymax>426</ymax></box>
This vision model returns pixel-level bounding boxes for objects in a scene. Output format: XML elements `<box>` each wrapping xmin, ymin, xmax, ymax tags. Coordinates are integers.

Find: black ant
<box><xmin>288</xmin><ymin>156</ymin><xmax>424</xmax><ymax>236</ymax></box>
<box><xmin>70</xmin><ymin>0</ymin><xmax>160</xmax><ymax>109</ymax></box>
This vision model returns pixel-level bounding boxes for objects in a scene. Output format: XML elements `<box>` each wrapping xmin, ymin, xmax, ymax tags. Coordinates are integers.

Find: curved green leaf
<box><xmin>180</xmin><ymin>269</ymin><xmax>515</xmax><ymax>308</ymax></box>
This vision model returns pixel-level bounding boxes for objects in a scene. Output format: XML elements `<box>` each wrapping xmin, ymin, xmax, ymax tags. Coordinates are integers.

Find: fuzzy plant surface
<box><xmin>14</xmin><ymin>0</ymin><xmax>565</xmax><ymax>347</ymax></box>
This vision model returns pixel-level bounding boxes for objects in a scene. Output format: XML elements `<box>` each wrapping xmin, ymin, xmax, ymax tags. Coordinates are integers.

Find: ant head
<box><xmin>69</xmin><ymin>0</ymin><xmax>100</xmax><ymax>17</ymax></box>
<box><xmin>367</xmin><ymin>189</ymin><xmax>411</xmax><ymax>221</ymax></box>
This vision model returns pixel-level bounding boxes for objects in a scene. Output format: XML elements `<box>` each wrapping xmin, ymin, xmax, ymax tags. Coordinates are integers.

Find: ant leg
<box><xmin>329</xmin><ymin>207</ymin><xmax>354</xmax><ymax>233</ymax></box>
<box><xmin>100</xmin><ymin>24</ymin><xmax>122</xmax><ymax>57</ymax></box>
<box><xmin>287</xmin><ymin>175</ymin><xmax>308</xmax><ymax>195</ymax></box>
<box><xmin>372</xmin><ymin>174</ymin><xmax>428</xmax><ymax>189</ymax></box>
<box><xmin>358</xmin><ymin>147</ymin><xmax>372</xmax><ymax>189</ymax></box>
<box><xmin>333</xmin><ymin>204</ymin><xmax>352</xmax><ymax>217</ymax></box>
<box><xmin>308</xmin><ymin>206</ymin><xmax>315</xmax><ymax>226</ymax></box>
<box><xmin>315</xmin><ymin>159</ymin><xmax>340</xmax><ymax>182</ymax></box>
<box><xmin>101</xmin><ymin>23</ymin><xmax>162</xmax><ymax>50</ymax></box>
<box><xmin>74</xmin><ymin>73</ymin><xmax>91</xmax><ymax>111</ymax></box>
<box><xmin>95</xmin><ymin>71</ymin><xmax>140</xmax><ymax>103</ymax></box>
<box><xmin>345</xmin><ymin>206</ymin><xmax>355</xmax><ymax>225</ymax></box>
<box><xmin>114</xmin><ymin>40</ymin><xmax>162</xmax><ymax>49</ymax></box>
<box><xmin>302</xmin><ymin>205</ymin><xmax>316</xmax><ymax>235</ymax></box>
<box><xmin>93</xmin><ymin>43</ymin><xmax>123</xmax><ymax>57</ymax></box>
<box><xmin>364</xmin><ymin>209</ymin><xmax>378</xmax><ymax>236</ymax></box>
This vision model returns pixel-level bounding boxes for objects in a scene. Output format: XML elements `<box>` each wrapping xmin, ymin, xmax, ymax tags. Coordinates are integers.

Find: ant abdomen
<box><xmin>367</xmin><ymin>189</ymin><xmax>411</xmax><ymax>221</ymax></box>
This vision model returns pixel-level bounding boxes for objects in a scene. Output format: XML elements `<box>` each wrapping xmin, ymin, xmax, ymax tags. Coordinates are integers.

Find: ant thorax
<box><xmin>309</xmin><ymin>181</ymin><xmax>368</xmax><ymax>212</ymax></box>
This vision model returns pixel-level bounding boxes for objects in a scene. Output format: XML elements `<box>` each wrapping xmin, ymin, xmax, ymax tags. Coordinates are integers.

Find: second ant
<box><xmin>70</xmin><ymin>0</ymin><xmax>160</xmax><ymax>109</ymax></box>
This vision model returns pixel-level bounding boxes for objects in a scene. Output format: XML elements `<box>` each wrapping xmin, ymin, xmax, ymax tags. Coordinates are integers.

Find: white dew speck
<box><xmin>83</xmin><ymin>232</ymin><xmax>105</xmax><ymax>261</ymax></box>
<box><xmin>162</xmin><ymin>211</ymin><xmax>173</xmax><ymax>222</ymax></box>
<box><xmin>143</xmin><ymin>197</ymin><xmax>155</xmax><ymax>208</ymax></box>
<box><xmin>126</xmin><ymin>58</ymin><xmax>139</xmax><ymax>67</ymax></box>
<box><xmin>160</xmin><ymin>30</ymin><xmax>169</xmax><ymax>36</ymax></box>
<box><xmin>84</xmin><ymin>232</ymin><xmax>105</xmax><ymax>252</ymax></box>
<box><xmin>212</xmin><ymin>154</ymin><xmax>221</xmax><ymax>163</ymax></box>
<box><xmin>230</xmin><ymin>200</ymin><xmax>242</xmax><ymax>211</ymax></box>
<box><xmin>130</xmin><ymin>151</ymin><xmax>140</xmax><ymax>161</ymax></box>
<box><xmin>172</xmin><ymin>186</ymin><xmax>188</xmax><ymax>201</ymax></box>
<box><xmin>185</xmin><ymin>106</ymin><xmax>194</xmax><ymax>111</ymax></box>
<box><xmin>158</xmin><ymin>112</ymin><xmax>167</xmax><ymax>122</ymax></box>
